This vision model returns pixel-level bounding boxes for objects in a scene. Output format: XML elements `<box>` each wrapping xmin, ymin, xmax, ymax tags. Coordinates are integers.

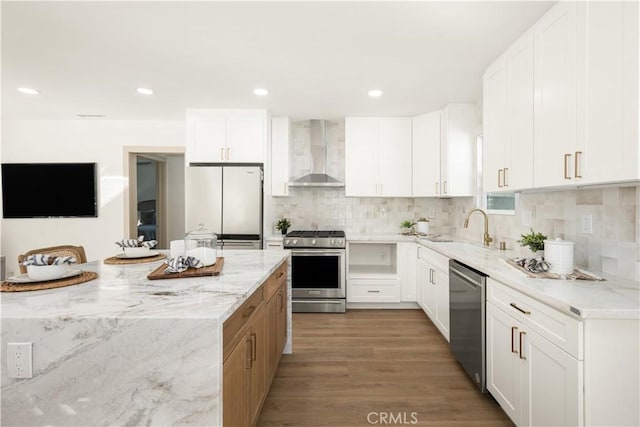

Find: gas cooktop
<box><xmin>284</xmin><ymin>230</ymin><xmax>346</xmax><ymax>249</ymax></box>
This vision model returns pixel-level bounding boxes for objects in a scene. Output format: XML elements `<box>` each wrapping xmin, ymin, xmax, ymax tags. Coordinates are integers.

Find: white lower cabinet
<box><xmin>416</xmin><ymin>245</ymin><xmax>450</xmax><ymax>341</ymax></box>
<box><xmin>487</xmin><ymin>278</ymin><xmax>583</xmax><ymax>426</ymax></box>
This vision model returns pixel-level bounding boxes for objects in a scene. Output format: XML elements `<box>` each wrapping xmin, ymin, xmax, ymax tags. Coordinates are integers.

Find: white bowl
<box><xmin>26</xmin><ymin>264</ymin><xmax>69</xmax><ymax>281</ymax></box>
<box><xmin>123</xmin><ymin>247</ymin><xmax>151</xmax><ymax>257</ymax></box>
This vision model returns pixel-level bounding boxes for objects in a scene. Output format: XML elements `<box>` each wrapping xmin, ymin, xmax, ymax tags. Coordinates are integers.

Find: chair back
<box><xmin>18</xmin><ymin>245</ymin><xmax>87</xmax><ymax>274</ymax></box>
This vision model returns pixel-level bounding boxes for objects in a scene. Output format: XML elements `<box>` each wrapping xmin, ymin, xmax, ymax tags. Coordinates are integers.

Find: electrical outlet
<box><xmin>581</xmin><ymin>215</ymin><xmax>593</xmax><ymax>234</ymax></box>
<box><xmin>7</xmin><ymin>342</ymin><xmax>32</xmax><ymax>379</ymax></box>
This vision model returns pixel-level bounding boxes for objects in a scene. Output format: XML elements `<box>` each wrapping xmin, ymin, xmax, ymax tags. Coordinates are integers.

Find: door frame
<box><xmin>123</xmin><ymin>146</ymin><xmax>184</xmax><ymax>248</ymax></box>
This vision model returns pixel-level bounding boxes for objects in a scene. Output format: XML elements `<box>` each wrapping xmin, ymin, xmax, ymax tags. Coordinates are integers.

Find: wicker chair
<box><xmin>18</xmin><ymin>245</ymin><xmax>87</xmax><ymax>274</ymax></box>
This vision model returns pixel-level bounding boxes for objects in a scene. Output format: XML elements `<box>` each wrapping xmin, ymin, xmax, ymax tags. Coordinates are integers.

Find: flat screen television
<box><xmin>2</xmin><ymin>163</ymin><xmax>98</xmax><ymax>218</ymax></box>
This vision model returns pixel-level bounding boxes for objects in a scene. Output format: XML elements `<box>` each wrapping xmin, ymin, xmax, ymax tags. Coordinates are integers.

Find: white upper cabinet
<box><xmin>483</xmin><ymin>55</ymin><xmax>508</xmax><ymax>193</ymax></box>
<box><xmin>345</xmin><ymin>117</ymin><xmax>412</xmax><ymax>197</ymax></box>
<box><xmin>505</xmin><ymin>30</ymin><xmax>534</xmax><ymax>190</ymax></box>
<box><xmin>186</xmin><ymin>109</ymin><xmax>266</xmax><ymax>164</ymax></box>
<box><xmin>270</xmin><ymin>117</ymin><xmax>290</xmax><ymax>197</ymax></box>
<box><xmin>483</xmin><ymin>30</ymin><xmax>534</xmax><ymax>193</ymax></box>
<box><xmin>533</xmin><ymin>1</ymin><xmax>578</xmax><ymax>188</ymax></box>
<box><xmin>440</xmin><ymin>104</ymin><xmax>478</xmax><ymax>197</ymax></box>
<box><xmin>412</xmin><ymin>111</ymin><xmax>441</xmax><ymax>197</ymax></box>
<box><xmin>577</xmin><ymin>1</ymin><xmax>639</xmax><ymax>185</ymax></box>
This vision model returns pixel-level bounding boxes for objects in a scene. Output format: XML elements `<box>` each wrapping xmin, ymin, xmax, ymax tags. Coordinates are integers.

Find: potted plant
<box><xmin>275</xmin><ymin>218</ymin><xmax>291</xmax><ymax>235</ymax></box>
<box><xmin>518</xmin><ymin>228</ymin><xmax>547</xmax><ymax>257</ymax></box>
<box><xmin>400</xmin><ymin>220</ymin><xmax>416</xmax><ymax>235</ymax></box>
<box><xmin>416</xmin><ymin>217</ymin><xmax>430</xmax><ymax>235</ymax></box>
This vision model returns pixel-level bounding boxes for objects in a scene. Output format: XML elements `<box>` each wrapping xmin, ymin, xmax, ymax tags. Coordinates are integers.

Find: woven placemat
<box><xmin>1</xmin><ymin>271</ymin><xmax>98</xmax><ymax>292</ymax></box>
<box><xmin>103</xmin><ymin>253</ymin><xmax>166</xmax><ymax>265</ymax></box>
<box><xmin>506</xmin><ymin>259</ymin><xmax>605</xmax><ymax>281</ymax></box>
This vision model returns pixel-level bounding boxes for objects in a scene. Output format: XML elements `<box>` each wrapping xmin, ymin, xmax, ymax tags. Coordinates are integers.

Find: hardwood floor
<box><xmin>257</xmin><ymin>309</ymin><xmax>512</xmax><ymax>427</ymax></box>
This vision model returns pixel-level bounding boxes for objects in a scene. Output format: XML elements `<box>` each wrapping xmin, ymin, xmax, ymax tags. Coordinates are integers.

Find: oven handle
<box><xmin>290</xmin><ymin>249</ymin><xmax>345</xmax><ymax>256</ymax></box>
<box><xmin>293</xmin><ymin>300</ymin><xmax>344</xmax><ymax>304</ymax></box>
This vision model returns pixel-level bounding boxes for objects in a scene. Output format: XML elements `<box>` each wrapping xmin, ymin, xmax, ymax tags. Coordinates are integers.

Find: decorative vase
<box><xmin>280</xmin><ymin>228</ymin><xmax>288</xmax><ymax>235</ymax></box>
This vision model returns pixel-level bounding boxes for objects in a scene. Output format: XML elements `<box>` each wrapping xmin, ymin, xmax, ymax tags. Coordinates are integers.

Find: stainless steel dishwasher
<box><xmin>449</xmin><ymin>259</ymin><xmax>488</xmax><ymax>393</ymax></box>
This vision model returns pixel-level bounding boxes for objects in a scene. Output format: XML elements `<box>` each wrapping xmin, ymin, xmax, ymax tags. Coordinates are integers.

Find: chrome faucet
<box><xmin>464</xmin><ymin>208</ymin><xmax>493</xmax><ymax>247</ymax></box>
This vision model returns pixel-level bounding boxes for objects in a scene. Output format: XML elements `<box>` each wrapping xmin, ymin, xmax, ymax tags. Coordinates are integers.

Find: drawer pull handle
<box><xmin>511</xmin><ymin>327</ymin><xmax>518</xmax><ymax>353</ymax></box>
<box><xmin>519</xmin><ymin>331</ymin><xmax>527</xmax><ymax>360</ymax></box>
<box><xmin>510</xmin><ymin>302</ymin><xmax>531</xmax><ymax>315</ymax></box>
<box><xmin>251</xmin><ymin>333</ymin><xmax>257</xmax><ymax>361</ymax></box>
<box><xmin>279</xmin><ymin>291</ymin><xmax>285</xmax><ymax>313</ymax></box>
<box><xmin>242</xmin><ymin>305</ymin><xmax>256</xmax><ymax>319</ymax></box>
<box><xmin>367</xmin><ymin>290</ymin><xmax>380</xmax><ymax>293</ymax></box>
<box><xmin>246</xmin><ymin>338</ymin><xmax>253</xmax><ymax>369</ymax></box>
<box><xmin>276</xmin><ymin>271</ymin><xmax>284</xmax><ymax>279</ymax></box>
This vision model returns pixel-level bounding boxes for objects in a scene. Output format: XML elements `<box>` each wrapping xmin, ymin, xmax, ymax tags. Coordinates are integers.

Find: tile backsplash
<box><xmin>268</xmin><ymin>119</ymin><xmax>639</xmax><ymax>280</ymax></box>
<box><xmin>450</xmin><ymin>185</ymin><xmax>639</xmax><ymax>281</ymax></box>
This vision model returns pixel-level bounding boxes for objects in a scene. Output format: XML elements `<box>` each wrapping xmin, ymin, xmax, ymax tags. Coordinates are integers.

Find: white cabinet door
<box><xmin>345</xmin><ymin>118</ymin><xmax>378</xmax><ymax>196</ymax></box>
<box><xmin>483</xmin><ymin>56</ymin><xmax>508</xmax><ymax>193</ymax></box>
<box><xmin>418</xmin><ymin>258</ymin><xmax>435</xmax><ymax>317</ymax></box>
<box><xmin>579</xmin><ymin>1</ymin><xmax>639</xmax><ymax>185</ymax></box>
<box><xmin>487</xmin><ymin>302</ymin><xmax>521</xmax><ymax>425</ymax></box>
<box><xmin>226</xmin><ymin>112</ymin><xmax>265</xmax><ymax>163</ymax></box>
<box><xmin>378</xmin><ymin>119</ymin><xmax>412</xmax><ymax>197</ymax></box>
<box><xmin>186</xmin><ymin>109</ymin><xmax>266</xmax><ymax>164</ymax></box>
<box><xmin>412</xmin><ymin>111</ymin><xmax>441</xmax><ymax>196</ymax></box>
<box><xmin>521</xmin><ymin>329</ymin><xmax>583</xmax><ymax>427</ymax></box>
<box><xmin>186</xmin><ymin>112</ymin><xmax>227</xmax><ymax>163</ymax></box>
<box><xmin>433</xmin><ymin>267</ymin><xmax>450</xmax><ymax>342</ymax></box>
<box><xmin>533</xmin><ymin>1</ymin><xmax>578</xmax><ymax>188</ymax></box>
<box><xmin>441</xmin><ymin>104</ymin><xmax>477</xmax><ymax>197</ymax></box>
<box><xmin>505</xmin><ymin>29</ymin><xmax>534</xmax><ymax>191</ymax></box>
<box><xmin>271</xmin><ymin>117</ymin><xmax>290</xmax><ymax>196</ymax></box>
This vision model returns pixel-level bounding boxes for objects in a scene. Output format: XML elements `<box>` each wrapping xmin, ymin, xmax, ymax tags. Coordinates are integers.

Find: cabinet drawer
<box><xmin>417</xmin><ymin>245</ymin><xmax>449</xmax><ymax>272</ymax></box>
<box><xmin>223</xmin><ymin>286</ymin><xmax>264</xmax><ymax>359</ymax></box>
<box><xmin>348</xmin><ymin>278</ymin><xmax>401</xmax><ymax>302</ymax></box>
<box><xmin>487</xmin><ymin>278</ymin><xmax>583</xmax><ymax>359</ymax></box>
<box><xmin>265</xmin><ymin>261</ymin><xmax>287</xmax><ymax>300</ymax></box>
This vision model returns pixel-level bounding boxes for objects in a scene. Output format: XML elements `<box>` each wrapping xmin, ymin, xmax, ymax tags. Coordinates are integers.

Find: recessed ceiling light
<box><xmin>137</xmin><ymin>87</ymin><xmax>154</xmax><ymax>95</ymax></box>
<box><xmin>368</xmin><ymin>89</ymin><xmax>383</xmax><ymax>97</ymax></box>
<box><xmin>17</xmin><ymin>87</ymin><xmax>40</xmax><ymax>95</ymax></box>
<box><xmin>76</xmin><ymin>114</ymin><xmax>105</xmax><ymax>118</ymax></box>
<box><xmin>254</xmin><ymin>88</ymin><xmax>269</xmax><ymax>96</ymax></box>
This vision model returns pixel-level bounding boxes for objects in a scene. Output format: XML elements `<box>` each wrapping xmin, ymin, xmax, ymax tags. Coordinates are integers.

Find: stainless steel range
<box><xmin>284</xmin><ymin>230</ymin><xmax>346</xmax><ymax>313</ymax></box>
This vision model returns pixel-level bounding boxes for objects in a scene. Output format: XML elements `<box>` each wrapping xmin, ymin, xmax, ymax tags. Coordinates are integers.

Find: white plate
<box><xmin>115</xmin><ymin>250</ymin><xmax>161</xmax><ymax>259</ymax></box>
<box><xmin>7</xmin><ymin>269</ymin><xmax>83</xmax><ymax>284</ymax></box>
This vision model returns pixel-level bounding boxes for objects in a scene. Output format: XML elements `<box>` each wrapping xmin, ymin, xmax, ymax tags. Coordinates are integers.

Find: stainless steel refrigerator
<box><xmin>185</xmin><ymin>164</ymin><xmax>263</xmax><ymax>249</ymax></box>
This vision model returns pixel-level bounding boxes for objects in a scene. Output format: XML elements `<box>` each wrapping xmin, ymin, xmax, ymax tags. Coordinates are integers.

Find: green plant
<box><xmin>401</xmin><ymin>220</ymin><xmax>416</xmax><ymax>229</ymax></box>
<box><xmin>275</xmin><ymin>218</ymin><xmax>291</xmax><ymax>231</ymax></box>
<box><xmin>518</xmin><ymin>228</ymin><xmax>547</xmax><ymax>252</ymax></box>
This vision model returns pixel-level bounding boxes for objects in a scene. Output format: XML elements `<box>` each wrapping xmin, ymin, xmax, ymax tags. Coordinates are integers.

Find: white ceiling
<box><xmin>2</xmin><ymin>1</ymin><xmax>555</xmax><ymax>121</ymax></box>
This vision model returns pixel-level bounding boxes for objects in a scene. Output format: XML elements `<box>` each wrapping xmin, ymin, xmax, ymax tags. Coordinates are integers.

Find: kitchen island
<box><xmin>1</xmin><ymin>249</ymin><xmax>291</xmax><ymax>426</ymax></box>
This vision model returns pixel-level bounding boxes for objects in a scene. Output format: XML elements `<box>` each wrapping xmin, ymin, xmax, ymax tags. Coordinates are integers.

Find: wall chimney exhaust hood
<box><xmin>289</xmin><ymin>119</ymin><xmax>344</xmax><ymax>187</ymax></box>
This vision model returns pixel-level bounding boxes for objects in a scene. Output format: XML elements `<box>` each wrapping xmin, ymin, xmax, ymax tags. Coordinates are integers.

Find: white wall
<box><xmin>1</xmin><ymin>120</ymin><xmax>184</xmax><ymax>275</ymax></box>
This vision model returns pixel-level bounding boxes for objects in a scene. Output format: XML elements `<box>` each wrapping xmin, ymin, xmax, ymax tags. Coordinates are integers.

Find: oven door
<box><xmin>290</xmin><ymin>249</ymin><xmax>345</xmax><ymax>299</ymax></box>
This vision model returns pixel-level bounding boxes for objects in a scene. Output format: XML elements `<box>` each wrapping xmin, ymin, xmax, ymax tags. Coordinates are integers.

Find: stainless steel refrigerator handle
<box><xmin>450</xmin><ymin>267</ymin><xmax>482</xmax><ymax>288</ymax></box>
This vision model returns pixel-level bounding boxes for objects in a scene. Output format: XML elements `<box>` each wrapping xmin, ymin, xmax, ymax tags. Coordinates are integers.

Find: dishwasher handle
<box><xmin>450</xmin><ymin>267</ymin><xmax>483</xmax><ymax>288</ymax></box>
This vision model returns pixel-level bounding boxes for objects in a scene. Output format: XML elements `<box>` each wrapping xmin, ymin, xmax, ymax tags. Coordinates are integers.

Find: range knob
<box><xmin>293</xmin><ymin>239</ymin><xmax>298</xmax><ymax>245</ymax></box>
<box><xmin>311</xmin><ymin>239</ymin><xmax>317</xmax><ymax>245</ymax></box>
<box><xmin>285</xmin><ymin>239</ymin><xmax>290</xmax><ymax>245</ymax></box>
<box><xmin>337</xmin><ymin>239</ymin><xmax>344</xmax><ymax>245</ymax></box>
<box><xmin>330</xmin><ymin>239</ymin><xmax>335</xmax><ymax>245</ymax></box>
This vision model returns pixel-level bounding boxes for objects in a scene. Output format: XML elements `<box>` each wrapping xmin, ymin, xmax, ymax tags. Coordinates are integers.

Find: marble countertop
<box><xmin>346</xmin><ymin>233</ymin><xmax>639</xmax><ymax>320</ymax></box>
<box><xmin>1</xmin><ymin>250</ymin><xmax>290</xmax><ymax>321</ymax></box>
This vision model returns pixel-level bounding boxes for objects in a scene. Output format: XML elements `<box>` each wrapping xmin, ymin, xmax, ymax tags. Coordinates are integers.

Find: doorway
<box><xmin>124</xmin><ymin>147</ymin><xmax>185</xmax><ymax>249</ymax></box>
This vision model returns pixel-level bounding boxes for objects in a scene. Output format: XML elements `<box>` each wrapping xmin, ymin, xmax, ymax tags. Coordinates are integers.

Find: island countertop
<box><xmin>2</xmin><ymin>249</ymin><xmax>290</xmax><ymax>320</ymax></box>
<box><xmin>1</xmin><ymin>249</ymin><xmax>291</xmax><ymax>427</ymax></box>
